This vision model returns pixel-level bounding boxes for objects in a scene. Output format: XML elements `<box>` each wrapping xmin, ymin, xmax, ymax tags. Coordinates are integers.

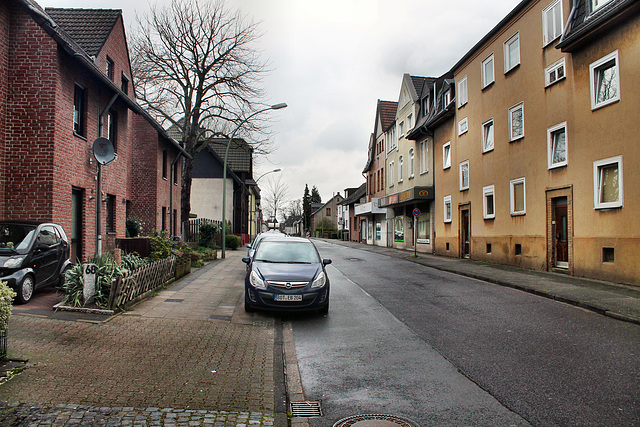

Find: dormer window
<box><xmin>591</xmin><ymin>0</ymin><xmax>613</xmax><ymax>12</ymax></box>
<box><xmin>444</xmin><ymin>91</ymin><xmax>451</xmax><ymax>106</ymax></box>
<box><xmin>423</xmin><ymin>96</ymin><xmax>430</xmax><ymax>115</ymax></box>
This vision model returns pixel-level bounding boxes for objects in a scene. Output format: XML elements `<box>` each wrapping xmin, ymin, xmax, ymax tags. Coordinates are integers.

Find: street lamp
<box><xmin>255</xmin><ymin>168</ymin><xmax>282</xmax><ymax>183</ymax></box>
<box><xmin>221</xmin><ymin>103</ymin><xmax>287</xmax><ymax>259</ymax></box>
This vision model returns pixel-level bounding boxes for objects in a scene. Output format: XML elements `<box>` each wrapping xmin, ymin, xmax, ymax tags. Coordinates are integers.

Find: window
<box><xmin>106</xmin><ymin>57</ymin><xmax>114</xmax><ymax>81</ymax></box>
<box><xmin>107</xmin><ymin>110</ymin><xmax>117</xmax><ymax>150</ymax></box>
<box><xmin>593</xmin><ymin>155</ymin><xmax>623</xmax><ymax>209</ymax></box>
<box><xmin>417</xmin><ymin>213</ymin><xmax>430</xmax><ymax>243</ymax></box>
<box><xmin>399</xmin><ymin>121</ymin><xmax>405</xmax><ymax>137</ymax></box>
<box><xmin>543</xmin><ymin>0</ymin><xmax>563</xmax><ymax>46</ymax></box>
<box><xmin>389</xmin><ymin>161</ymin><xmax>394</xmax><ymax>187</ymax></box>
<box><xmin>547</xmin><ymin>122</ymin><xmax>567</xmax><ymax>169</ymax></box>
<box><xmin>504</xmin><ymin>32</ymin><xmax>520</xmax><ymax>72</ymax></box>
<box><xmin>444</xmin><ymin>90</ymin><xmax>451</xmax><ymax>106</ymax></box>
<box><xmin>326</xmin><ymin>208</ymin><xmax>331</xmax><ymax>216</ymax></box>
<box><xmin>399</xmin><ymin>156</ymin><xmax>404</xmax><ymax>182</ymax></box>
<box><xmin>162</xmin><ymin>149</ymin><xmax>168</xmax><ymax>179</ymax></box>
<box><xmin>591</xmin><ymin>0</ymin><xmax>613</xmax><ymax>12</ymax></box>
<box><xmin>482</xmin><ymin>53</ymin><xmax>495</xmax><ymax>88</ymax></box>
<box><xmin>407</xmin><ymin>114</ymin><xmax>413</xmax><ymax>130</ymax></box>
<box><xmin>459</xmin><ymin>161</ymin><xmax>469</xmax><ymax>191</ymax></box>
<box><xmin>510</xmin><ymin>177</ymin><xmax>526</xmax><ymax>215</ymax></box>
<box><xmin>73</xmin><ymin>84</ymin><xmax>86</xmax><ymax>136</ymax></box>
<box><xmin>409</xmin><ymin>149</ymin><xmax>415</xmax><ymax>177</ymax></box>
<box><xmin>545</xmin><ymin>58</ymin><xmax>566</xmax><ymax>87</ymax></box>
<box><xmin>509</xmin><ymin>103</ymin><xmax>524</xmax><ymax>141</ymax></box>
<box><xmin>121</xmin><ymin>74</ymin><xmax>129</xmax><ymax>95</ymax></box>
<box><xmin>443</xmin><ymin>196</ymin><xmax>452</xmax><ymax>223</ymax></box>
<box><xmin>458</xmin><ymin>76</ymin><xmax>468</xmax><ymax>107</ymax></box>
<box><xmin>483</xmin><ymin>185</ymin><xmax>495</xmax><ymax>219</ymax></box>
<box><xmin>458</xmin><ymin>117</ymin><xmax>468</xmax><ymax>135</ymax></box>
<box><xmin>590</xmin><ymin>50</ymin><xmax>620</xmax><ymax>110</ymax></box>
<box><xmin>482</xmin><ymin>119</ymin><xmax>494</xmax><ymax>153</ymax></box>
<box><xmin>423</xmin><ymin>96</ymin><xmax>430</xmax><ymax>115</ymax></box>
<box><xmin>420</xmin><ymin>141</ymin><xmax>428</xmax><ymax>174</ymax></box>
<box><xmin>106</xmin><ymin>194</ymin><xmax>116</xmax><ymax>233</ymax></box>
<box><xmin>162</xmin><ymin>206</ymin><xmax>167</xmax><ymax>231</ymax></box>
<box><xmin>443</xmin><ymin>142</ymin><xmax>451</xmax><ymax>169</ymax></box>
<box><xmin>173</xmin><ymin>161</ymin><xmax>179</xmax><ymax>185</ymax></box>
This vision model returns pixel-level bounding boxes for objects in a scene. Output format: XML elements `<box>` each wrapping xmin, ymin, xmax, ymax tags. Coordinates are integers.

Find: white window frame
<box><xmin>543</xmin><ymin>0</ymin><xmax>563</xmax><ymax>47</ymax></box>
<box><xmin>444</xmin><ymin>90</ymin><xmax>451</xmax><ymax>106</ymax></box>
<box><xmin>593</xmin><ymin>155</ymin><xmax>623</xmax><ymax>209</ymax></box>
<box><xmin>423</xmin><ymin>97</ymin><xmax>430</xmax><ymax>115</ymax></box>
<box><xmin>458</xmin><ymin>76</ymin><xmax>468</xmax><ymax>108</ymax></box>
<box><xmin>398</xmin><ymin>156</ymin><xmax>404</xmax><ymax>182</ymax></box>
<box><xmin>482</xmin><ymin>53</ymin><xmax>495</xmax><ymax>88</ymax></box>
<box><xmin>482</xmin><ymin>119</ymin><xmax>494</xmax><ymax>153</ymax></box>
<box><xmin>458</xmin><ymin>117</ymin><xmax>468</xmax><ymax>136</ymax></box>
<box><xmin>409</xmin><ymin>148</ymin><xmax>415</xmax><ymax>178</ymax></box>
<box><xmin>399</xmin><ymin>121</ymin><xmax>405</xmax><ymax>137</ymax></box>
<box><xmin>509</xmin><ymin>103</ymin><xmax>524</xmax><ymax>141</ymax></box>
<box><xmin>545</xmin><ymin>58</ymin><xmax>566</xmax><ymax>87</ymax></box>
<box><xmin>504</xmin><ymin>32</ymin><xmax>520</xmax><ymax>73</ymax></box>
<box><xmin>389</xmin><ymin>161</ymin><xmax>394</xmax><ymax>187</ymax></box>
<box><xmin>547</xmin><ymin>122</ymin><xmax>568</xmax><ymax>169</ymax></box>
<box><xmin>591</xmin><ymin>0</ymin><xmax>613</xmax><ymax>13</ymax></box>
<box><xmin>459</xmin><ymin>160</ymin><xmax>469</xmax><ymax>191</ymax></box>
<box><xmin>443</xmin><ymin>142</ymin><xmax>451</xmax><ymax>170</ymax></box>
<box><xmin>443</xmin><ymin>195</ymin><xmax>452</xmax><ymax>223</ymax></box>
<box><xmin>407</xmin><ymin>114</ymin><xmax>413</xmax><ymax>130</ymax></box>
<box><xmin>589</xmin><ymin>50</ymin><xmax>620</xmax><ymax>110</ymax></box>
<box><xmin>420</xmin><ymin>141</ymin><xmax>428</xmax><ymax>174</ymax></box>
<box><xmin>483</xmin><ymin>185</ymin><xmax>495</xmax><ymax>219</ymax></box>
<box><xmin>510</xmin><ymin>177</ymin><xmax>526</xmax><ymax>215</ymax></box>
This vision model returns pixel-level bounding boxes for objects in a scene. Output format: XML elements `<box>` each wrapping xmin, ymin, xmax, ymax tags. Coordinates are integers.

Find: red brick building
<box><xmin>1</xmin><ymin>0</ymin><xmax>188</xmax><ymax>262</ymax></box>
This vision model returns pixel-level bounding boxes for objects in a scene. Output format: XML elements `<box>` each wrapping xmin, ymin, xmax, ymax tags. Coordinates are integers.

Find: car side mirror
<box><xmin>242</xmin><ymin>257</ymin><xmax>251</xmax><ymax>264</ymax></box>
<box><xmin>323</xmin><ymin>259</ymin><xmax>332</xmax><ymax>265</ymax></box>
<box><xmin>246</xmin><ymin>244</ymin><xmax>251</xmax><ymax>249</ymax></box>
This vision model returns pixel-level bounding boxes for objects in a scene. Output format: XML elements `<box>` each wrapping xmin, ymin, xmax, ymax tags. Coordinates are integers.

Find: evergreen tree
<box><xmin>310</xmin><ymin>186</ymin><xmax>322</xmax><ymax>203</ymax></box>
<box><xmin>302</xmin><ymin>184</ymin><xmax>311</xmax><ymax>233</ymax></box>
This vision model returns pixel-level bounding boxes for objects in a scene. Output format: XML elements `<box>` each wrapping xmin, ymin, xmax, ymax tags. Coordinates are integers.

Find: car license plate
<box><xmin>275</xmin><ymin>294</ymin><xmax>302</xmax><ymax>302</ymax></box>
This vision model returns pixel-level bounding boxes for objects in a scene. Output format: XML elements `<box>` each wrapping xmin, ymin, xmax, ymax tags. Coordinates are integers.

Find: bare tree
<box><xmin>263</xmin><ymin>175</ymin><xmax>289</xmax><ymax>222</ymax></box>
<box><xmin>131</xmin><ymin>0</ymin><xmax>272</xmax><ymax>231</ymax></box>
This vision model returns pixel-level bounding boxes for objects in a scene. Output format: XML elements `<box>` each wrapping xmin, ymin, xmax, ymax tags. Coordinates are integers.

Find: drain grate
<box><xmin>290</xmin><ymin>401</ymin><xmax>322</xmax><ymax>417</ymax></box>
<box><xmin>164</xmin><ymin>299</ymin><xmax>184</xmax><ymax>303</ymax></box>
<box><xmin>333</xmin><ymin>414</ymin><xmax>420</xmax><ymax>427</ymax></box>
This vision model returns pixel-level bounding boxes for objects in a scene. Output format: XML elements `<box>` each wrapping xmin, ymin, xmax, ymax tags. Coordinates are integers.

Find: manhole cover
<box><xmin>333</xmin><ymin>414</ymin><xmax>420</xmax><ymax>427</ymax></box>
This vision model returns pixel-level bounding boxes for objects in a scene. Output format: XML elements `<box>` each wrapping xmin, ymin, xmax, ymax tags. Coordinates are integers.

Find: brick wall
<box><xmin>0</xmin><ymin>2</ymin><xmax>10</xmax><ymax>217</ymax></box>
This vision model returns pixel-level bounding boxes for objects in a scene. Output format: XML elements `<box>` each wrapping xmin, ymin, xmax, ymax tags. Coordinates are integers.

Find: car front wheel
<box><xmin>16</xmin><ymin>274</ymin><xmax>35</xmax><ymax>304</ymax></box>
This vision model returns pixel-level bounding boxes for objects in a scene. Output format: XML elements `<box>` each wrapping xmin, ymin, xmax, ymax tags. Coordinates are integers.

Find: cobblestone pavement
<box><xmin>0</xmin><ymin>250</ymin><xmax>284</xmax><ymax>426</ymax></box>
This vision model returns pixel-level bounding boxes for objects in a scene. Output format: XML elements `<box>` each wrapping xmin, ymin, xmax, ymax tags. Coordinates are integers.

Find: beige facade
<box><xmin>432</xmin><ymin>0</ymin><xmax>640</xmax><ymax>284</ymax></box>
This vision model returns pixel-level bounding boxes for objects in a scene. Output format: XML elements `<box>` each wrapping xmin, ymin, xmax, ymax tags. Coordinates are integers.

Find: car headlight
<box><xmin>3</xmin><ymin>256</ymin><xmax>25</xmax><ymax>269</ymax></box>
<box><xmin>311</xmin><ymin>271</ymin><xmax>326</xmax><ymax>289</ymax></box>
<box><xmin>250</xmin><ymin>270</ymin><xmax>267</xmax><ymax>290</ymax></box>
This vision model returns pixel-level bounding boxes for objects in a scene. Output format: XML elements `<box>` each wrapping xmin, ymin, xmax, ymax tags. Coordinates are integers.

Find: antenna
<box><xmin>92</xmin><ymin>137</ymin><xmax>115</xmax><ymax>165</ymax></box>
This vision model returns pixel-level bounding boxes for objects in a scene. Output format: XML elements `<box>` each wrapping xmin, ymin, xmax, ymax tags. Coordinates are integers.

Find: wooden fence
<box><xmin>186</xmin><ymin>218</ymin><xmax>223</xmax><ymax>244</ymax></box>
<box><xmin>109</xmin><ymin>256</ymin><xmax>176</xmax><ymax>309</ymax></box>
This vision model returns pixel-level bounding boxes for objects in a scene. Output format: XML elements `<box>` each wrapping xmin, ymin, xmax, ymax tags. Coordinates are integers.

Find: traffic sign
<box><xmin>413</xmin><ymin>208</ymin><xmax>421</xmax><ymax>217</ymax></box>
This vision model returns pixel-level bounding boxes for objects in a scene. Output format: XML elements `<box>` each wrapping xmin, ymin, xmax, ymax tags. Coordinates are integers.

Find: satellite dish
<box><xmin>93</xmin><ymin>137</ymin><xmax>115</xmax><ymax>165</ymax></box>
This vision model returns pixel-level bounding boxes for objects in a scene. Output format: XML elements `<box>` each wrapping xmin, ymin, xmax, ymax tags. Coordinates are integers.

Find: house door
<box><xmin>553</xmin><ymin>198</ymin><xmax>568</xmax><ymax>269</ymax></box>
<box><xmin>71</xmin><ymin>188</ymin><xmax>83</xmax><ymax>263</ymax></box>
<box><xmin>460</xmin><ymin>207</ymin><xmax>470</xmax><ymax>258</ymax></box>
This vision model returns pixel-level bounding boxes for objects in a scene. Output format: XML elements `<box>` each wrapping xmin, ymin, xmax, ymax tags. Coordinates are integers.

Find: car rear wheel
<box><xmin>58</xmin><ymin>265</ymin><xmax>72</xmax><ymax>286</ymax></box>
<box><xmin>16</xmin><ymin>274</ymin><xmax>35</xmax><ymax>304</ymax></box>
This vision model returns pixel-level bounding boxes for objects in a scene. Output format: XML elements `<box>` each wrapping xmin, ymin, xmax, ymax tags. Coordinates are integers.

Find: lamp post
<box><xmin>255</xmin><ymin>168</ymin><xmax>281</xmax><ymax>183</ymax></box>
<box><xmin>252</xmin><ymin>168</ymin><xmax>281</xmax><ymax>236</ymax></box>
<box><xmin>221</xmin><ymin>103</ymin><xmax>287</xmax><ymax>259</ymax></box>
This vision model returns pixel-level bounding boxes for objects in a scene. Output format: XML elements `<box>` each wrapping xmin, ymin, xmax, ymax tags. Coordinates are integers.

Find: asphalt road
<box><xmin>290</xmin><ymin>240</ymin><xmax>640</xmax><ymax>426</ymax></box>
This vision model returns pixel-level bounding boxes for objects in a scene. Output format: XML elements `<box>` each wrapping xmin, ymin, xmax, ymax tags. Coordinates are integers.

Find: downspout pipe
<box><xmin>558</xmin><ymin>0</ymin><xmax>577</xmax><ymax>44</ymax></box>
<box><xmin>169</xmin><ymin>151</ymin><xmax>183</xmax><ymax>239</ymax></box>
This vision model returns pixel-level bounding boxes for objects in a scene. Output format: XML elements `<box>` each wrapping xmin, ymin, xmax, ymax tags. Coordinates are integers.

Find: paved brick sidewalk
<box><xmin>0</xmin><ymin>250</ymin><xmax>283</xmax><ymax>426</ymax></box>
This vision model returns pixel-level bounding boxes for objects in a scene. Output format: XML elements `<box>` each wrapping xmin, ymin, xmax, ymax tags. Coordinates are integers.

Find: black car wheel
<box><xmin>319</xmin><ymin>302</ymin><xmax>329</xmax><ymax>316</ymax></box>
<box><xmin>58</xmin><ymin>265</ymin><xmax>72</xmax><ymax>286</ymax></box>
<box><xmin>16</xmin><ymin>274</ymin><xmax>35</xmax><ymax>304</ymax></box>
<box><xmin>244</xmin><ymin>298</ymin><xmax>255</xmax><ymax>313</ymax></box>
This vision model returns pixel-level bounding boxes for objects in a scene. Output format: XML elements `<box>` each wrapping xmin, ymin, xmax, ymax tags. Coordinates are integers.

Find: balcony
<box><xmin>355</xmin><ymin>198</ymin><xmax>386</xmax><ymax>216</ymax></box>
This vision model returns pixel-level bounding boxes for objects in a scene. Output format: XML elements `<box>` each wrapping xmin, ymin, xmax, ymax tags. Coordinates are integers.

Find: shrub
<box><xmin>125</xmin><ymin>218</ymin><xmax>144</xmax><ymax>237</ymax></box>
<box><xmin>198</xmin><ymin>222</ymin><xmax>219</xmax><ymax>248</ymax></box>
<box><xmin>225</xmin><ymin>234</ymin><xmax>241</xmax><ymax>250</ymax></box>
<box><xmin>0</xmin><ymin>281</ymin><xmax>16</xmax><ymax>331</ymax></box>
<box><xmin>59</xmin><ymin>255</ymin><xmax>123</xmax><ymax>309</ymax></box>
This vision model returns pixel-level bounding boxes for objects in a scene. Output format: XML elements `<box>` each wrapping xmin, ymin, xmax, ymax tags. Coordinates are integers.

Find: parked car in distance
<box><xmin>0</xmin><ymin>221</ymin><xmax>72</xmax><ymax>304</ymax></box>
<box><xmin>246</xmin><ymin>230</ymin><xmax>285</xmax><ymax>258</ymax></box>
<box><xmin>242</xmin><ymin>236</ymin><xmax>331</xmax><ymax>315</ymax></box>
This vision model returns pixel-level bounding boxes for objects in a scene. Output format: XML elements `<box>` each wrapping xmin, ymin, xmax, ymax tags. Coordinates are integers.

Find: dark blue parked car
<box><xmin>0</xmin><ymin>221</ymin><xmax>72</xmax><ymax>304</ymax></box>
<box><xmin>242</xmin><ymin>236</ymin><xmax>331</xmax><ymax>315</ymax></box>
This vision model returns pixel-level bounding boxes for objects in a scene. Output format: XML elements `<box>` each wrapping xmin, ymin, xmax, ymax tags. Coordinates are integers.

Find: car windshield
<box><xmin>254</xmin><ymin>241</ymin><xmax>320</xmax><ymax>264</ymax></box>
<box><xmin>0</xmin><ymin>223</ymin><xmax>37</xmax><ymax>253</ymax></box>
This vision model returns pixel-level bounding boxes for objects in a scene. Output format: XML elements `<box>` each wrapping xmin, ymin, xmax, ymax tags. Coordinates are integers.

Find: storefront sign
<box><xmin>380</xmin><ymin>187</ymin><xmax>435</xmax><ymax>207</ymax></box>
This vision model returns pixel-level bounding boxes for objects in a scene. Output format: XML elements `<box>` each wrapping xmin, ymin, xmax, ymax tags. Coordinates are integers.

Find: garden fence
<box><xmin>186</xmin><ymin>218</ymin><xmax>223</xmax><ymax>245</ymax></box>
<box><xmin>109</xmin><ymin>256</ymin><xmax>176</xmax><ymax>309</ymax></box>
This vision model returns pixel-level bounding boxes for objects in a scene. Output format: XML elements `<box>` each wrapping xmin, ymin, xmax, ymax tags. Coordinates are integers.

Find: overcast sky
<box><xmin>43</xmin><ymin>0</ymin><xmax>521</xmax><ymax>210</ymax></box>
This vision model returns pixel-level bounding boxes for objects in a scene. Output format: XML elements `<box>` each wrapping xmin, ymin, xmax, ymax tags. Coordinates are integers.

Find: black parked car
<box><xmin>0</xmin><ymin>221</ymin><xmax>72</xmax><ymax>304</ymax></box>
<box><xmin>242</xmin><ymin>236</ymin><xmax>331</xmax><ymax>315</ymax></box>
